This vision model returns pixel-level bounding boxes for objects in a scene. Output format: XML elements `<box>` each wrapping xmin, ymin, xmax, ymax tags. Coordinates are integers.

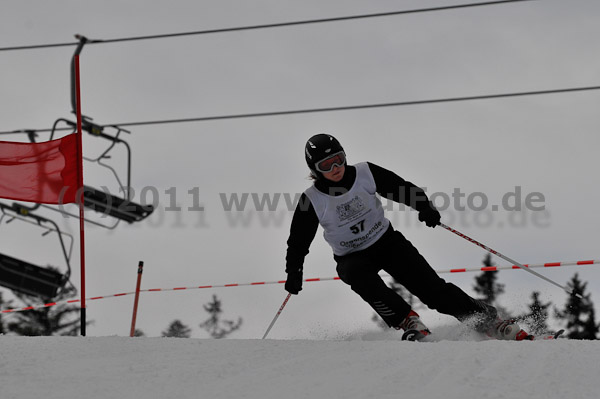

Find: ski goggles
<box><xmin>315</xmin><ymin>151</ymin><xmax>346</xmax><ymax>173</ymax></box>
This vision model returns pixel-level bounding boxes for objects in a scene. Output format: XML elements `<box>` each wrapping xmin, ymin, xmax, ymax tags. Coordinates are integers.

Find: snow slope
<box><xmin>1</xmin><ymin>334</ymin><xmax>598</xmax><ymax>399</ymax></box>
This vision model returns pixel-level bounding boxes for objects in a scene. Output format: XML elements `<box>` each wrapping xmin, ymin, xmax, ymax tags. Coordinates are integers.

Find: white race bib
<box><xmin>305</xmin><ymin>162</ymin><xmax>390</xmax><ymax>256</ymax></box>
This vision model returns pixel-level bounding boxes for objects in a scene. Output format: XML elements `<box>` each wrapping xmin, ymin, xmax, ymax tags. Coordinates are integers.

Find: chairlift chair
<box><xmin>0</xmin><ymin>202</ymin><xmax>73</xmax><ymax>299</ymax></box>
<box><xmin>47</xmin><ymin>118</ymin><xmax>155</xmax><ymax>227</ymax></box>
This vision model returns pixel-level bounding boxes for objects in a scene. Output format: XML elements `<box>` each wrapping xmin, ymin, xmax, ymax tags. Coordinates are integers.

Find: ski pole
<box><xmin>440</xmin><ymin>223</ymin><xmax>582</xmax><ymax>298</ymax></box>
<box><xmin>262</xmin><ymin>293</ymin><xmax>292</xmax><ymax>339</ymax></box>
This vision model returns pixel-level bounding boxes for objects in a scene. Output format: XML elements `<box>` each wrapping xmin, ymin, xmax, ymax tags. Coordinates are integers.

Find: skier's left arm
<box><xmin>367</xmin><ymin>162</ymin><xmax>441</xmax><ymax>228</ymax></box>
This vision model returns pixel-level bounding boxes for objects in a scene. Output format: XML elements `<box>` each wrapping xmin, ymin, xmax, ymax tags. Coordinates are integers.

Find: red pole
<box><xmin>74</xmin><ymin>55</ymin><xmax>86</xmax><ymax>336</ymax></box>
<box><xmin>130</xmin><ymin>261</ymin><xmax>144</xmax><ymax>337</ymax></box>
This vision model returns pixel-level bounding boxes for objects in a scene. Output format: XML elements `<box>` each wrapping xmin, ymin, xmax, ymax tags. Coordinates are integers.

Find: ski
<box><xmin>508</xmin><ymin>328</ymin><xmax>565</xmax><ymax>341</ymax></box>
<box><xmin>527</xmin><ymin>329</ymin><xmax>565</xmax><ymax>341</ymax></box>
<box><xmin>402</xmin><ymin>329</ymin><xmax>565</xmax><ymax>342</ymax></box>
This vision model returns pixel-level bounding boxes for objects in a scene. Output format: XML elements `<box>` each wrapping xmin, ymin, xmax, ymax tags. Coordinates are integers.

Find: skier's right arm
<box><xmin>285</xmin><ymin>193</ymin><xmax>319</xmax><ymax>294</ymax></box>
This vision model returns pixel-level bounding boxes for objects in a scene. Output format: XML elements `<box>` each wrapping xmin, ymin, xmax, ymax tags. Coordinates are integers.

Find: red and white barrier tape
<box><xmin>439</xmin><ymin>259</ymin><xmax>598</xmax><ymax>273</ymax></box>
<box><xmin>1</xmin><ymin>259</ymin><xmax>598</xmax><ymax>314</ymax></box>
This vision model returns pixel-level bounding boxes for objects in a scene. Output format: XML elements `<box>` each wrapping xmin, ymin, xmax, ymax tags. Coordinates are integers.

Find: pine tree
<box><xmin>199</xmin><ymin>295</ymin><xmax>242</xmax><ymax>339</ymax></box>
<box><xmin>473</xmin><ymin>253</ymin><xmax>505</xmax><ymax>305</ymax></box>
<box><xmin>583</xmin><ymin>307</ymin><xmax>599</xmax><ymax>339</ymax></box>
<box><xmin>133</xmin><ymin>329</ymin><xmax>145</xmax><ymax>337</ymax></box>
<box><xmin>0</xmin><ymin>292</ymin><xmax>11</xmax><ymax>334</ymax></box>
<box><xmin>162</xmin><ymin>319</ymin><xmax>192</xmax><ymax>338</ymax></box>
<box><xmin>6</xmin><ymin>285</ymin><xmax>83</xmax><ymax>336</ymax></box>
<box><xmin>520</xmin><ymin>291</ymin><xmax>551</xmax><ymax>335</ymax></box>
<box><xmin>555</xmin><ymin>273</ymin><xmax>599</xmax><ymax>340</ymax></box>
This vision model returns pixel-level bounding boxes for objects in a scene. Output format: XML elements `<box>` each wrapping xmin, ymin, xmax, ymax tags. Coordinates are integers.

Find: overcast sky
<box><xmin>1</xmin><ymin>0</ymin><xmax>599</xmax><ymax>339</ymax></box>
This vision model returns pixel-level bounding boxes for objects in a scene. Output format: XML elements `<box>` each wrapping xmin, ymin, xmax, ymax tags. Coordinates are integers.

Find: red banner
<box><xmin>0</xmin><ymin>134</ymin><xmax>78</xmax><ymax>204</ymax></box>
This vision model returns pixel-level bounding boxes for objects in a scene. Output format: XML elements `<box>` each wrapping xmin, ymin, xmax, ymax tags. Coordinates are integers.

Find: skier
<box><xmin>285</xmin><ymin>133</ymin><xmax>529</xmax><ymax>341</ymax></box>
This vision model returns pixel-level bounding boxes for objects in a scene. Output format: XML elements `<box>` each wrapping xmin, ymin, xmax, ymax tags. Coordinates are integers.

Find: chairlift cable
<box><xmin>1</xmin><ymin>83</ymin><xmax>598</xmax><ymax>135</ymax></box>
<box><xmin>0</xmin><ymin>1</ymin><xmax>535</xmax><ymax>52</ymax></box>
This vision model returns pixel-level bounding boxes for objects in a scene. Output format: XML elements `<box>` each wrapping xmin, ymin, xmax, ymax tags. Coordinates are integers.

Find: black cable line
<box><xmin>1</xmin><ymin>84</ymin><xmax>598</xmax><ymax>135</ymax></box>
<box><xmin>0</xmin><ymin>0</ymin><xmax>535</xmax><ymax>52</ymax></box>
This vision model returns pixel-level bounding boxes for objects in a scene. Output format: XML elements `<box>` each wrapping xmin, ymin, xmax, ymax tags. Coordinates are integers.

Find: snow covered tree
<box><xmin>555</xmin><ymin>273</ymin><xmax>599</xmax><ymax>340</ymax></box>
<box><xmin>162</xmin><ymin>319</ymin><xmax>192</xmax><ymax>338</ymax></box>
<box><xmin>6</xmin><ymin>284</ymin><xmax>84</xmax><ymax>336</ymax></box>
<box><xmin>199</xmin><ymin>295</ymin><xmax>242</xmax><ymax>339</ymax></box>
<box><xmin>519</xmin><ymin>291</ymin><xmax>551</xmax><ymax>336</ymax></box>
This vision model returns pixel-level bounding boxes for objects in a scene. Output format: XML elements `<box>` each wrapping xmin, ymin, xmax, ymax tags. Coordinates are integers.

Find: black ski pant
<box><xmin>334</xmin><ymin>228</ymin><xmax>497</xmax><ymax>330</ymax></box>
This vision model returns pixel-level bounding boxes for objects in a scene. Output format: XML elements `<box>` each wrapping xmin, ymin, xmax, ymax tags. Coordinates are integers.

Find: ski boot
<box><xmin>398</xmin><ymin>310</ymin><xmax>431</xmax><ymax>341</ymax></box>
<box><xmin>487</xmin><ymin>318</ymin><xmax>531</xmax><ymax>341</ymax></box>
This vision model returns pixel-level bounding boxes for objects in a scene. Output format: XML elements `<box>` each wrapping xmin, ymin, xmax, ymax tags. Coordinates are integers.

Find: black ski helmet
<box><xmin>305</xmin><ymin>134</ymin><xmax>345</xmax><ymax>178</ymax></box>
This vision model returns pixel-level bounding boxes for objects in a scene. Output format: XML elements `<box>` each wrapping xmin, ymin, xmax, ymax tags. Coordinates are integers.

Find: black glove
<box><xmin>285</xmin><ymin>271</ymin><xmax>303</xmax><ymax>295</ymax></box>
<box><xmin>418</xmin><ymin>206</ymin><xmax>441</xmax><ymax>228</ymax></box>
